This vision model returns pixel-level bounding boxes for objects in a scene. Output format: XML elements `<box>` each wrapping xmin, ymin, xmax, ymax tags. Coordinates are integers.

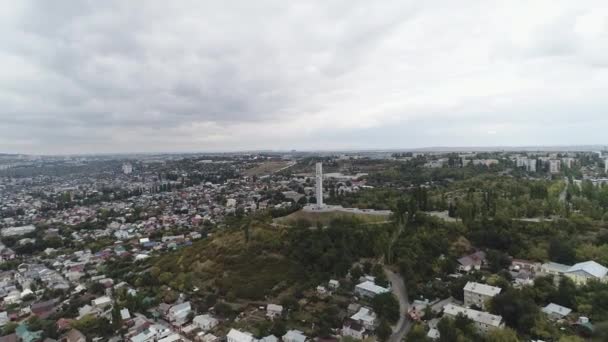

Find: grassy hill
<box><xmin>150</xmin><ymin>225</ymin><xmax>297</xmax><ymax>301</ymax></box>
<box><xmin>145</xmin><ymin>216</ymin><xmax>390</xmax><ymax>303</ymax></box>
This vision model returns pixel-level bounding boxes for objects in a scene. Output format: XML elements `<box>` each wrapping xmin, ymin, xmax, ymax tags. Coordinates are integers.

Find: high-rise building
<box><xmin>605</xmin><ymin>159</ymin><xmax>608</xmax><ymax>174</ymax></box>
<box><xmin>315</xmin><ymin>162</ymin><xmax>324</xmax><ymax>208</ymax></box>
<box><xmin>549</xmin><ymin>160</ymin><xmax>560</xmax><ymax>174</ymax></box>
<box><xmin>122</xmin><ymin>163</ymin><xmax>133</xmax><ymax>175</ymax></box>
<box><xmin>527</xmin><ymin>159</ymin><xmax>537</xmax><ymax>172</ymax></box>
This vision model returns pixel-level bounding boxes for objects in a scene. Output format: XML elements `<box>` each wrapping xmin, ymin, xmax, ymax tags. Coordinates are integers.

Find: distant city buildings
<box><xmin>122</xmin><ymin>163</ymin><xmax>133</xmax><ymax>175</ymax></box>
<box><xmin>549</xmin><ymin>159</ymin><xmax>561</xmax><ymax>174</ymax></box>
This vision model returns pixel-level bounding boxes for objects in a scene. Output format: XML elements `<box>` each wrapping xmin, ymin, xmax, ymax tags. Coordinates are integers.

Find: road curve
<box><xmin>384</xmin><ymin>267</ymin><xmax>412</xmax><ymax>342</ymax></box>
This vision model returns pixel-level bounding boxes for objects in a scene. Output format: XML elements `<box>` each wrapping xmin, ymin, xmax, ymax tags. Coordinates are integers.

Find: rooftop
<box><xmin>464</xmin><ymin>281</ymin><xmax>502</xmax><ymax>297</ymax></box>
<box><xmin>565</xmin><ymin>261</ymin><xmax>608</xmax><ymax>278</ymax></box>
<box><xmin>444</xmin><ymin>304</ymin><xmax>503</xmax><ymax>327</ymax></box>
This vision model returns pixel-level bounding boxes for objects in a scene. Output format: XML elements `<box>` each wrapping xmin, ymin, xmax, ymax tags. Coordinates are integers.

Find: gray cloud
<box><xmin>1</xmin><ymin>1</ymin><xmax>608</xmax><ymax>154</ymax></box>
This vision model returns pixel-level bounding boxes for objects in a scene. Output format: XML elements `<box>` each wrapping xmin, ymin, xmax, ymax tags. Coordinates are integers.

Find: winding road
<box><xmin>384</xmin><ymin>267</ymin><xmax>411</xmax><ymax>342</ymax></box>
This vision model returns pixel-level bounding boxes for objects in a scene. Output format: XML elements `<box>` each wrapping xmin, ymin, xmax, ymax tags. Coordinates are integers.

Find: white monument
<box><xmin>315</xmin><ymin>162</ymin><xmax>324</xmax><ymax>208</ymax></box>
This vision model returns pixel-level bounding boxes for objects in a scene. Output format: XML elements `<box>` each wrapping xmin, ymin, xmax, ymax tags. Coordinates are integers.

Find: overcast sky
<box><xmin>2</xmin><ymin>1</ymin><xmax>608</xmax><ymax>154</ymax></box>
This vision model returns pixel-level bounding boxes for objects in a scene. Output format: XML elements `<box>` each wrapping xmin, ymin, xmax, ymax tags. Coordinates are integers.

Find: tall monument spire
<box><xmin>315</xmin><ymin>162</ymin><xmax>324</xmax><ymax>208</ymax></box>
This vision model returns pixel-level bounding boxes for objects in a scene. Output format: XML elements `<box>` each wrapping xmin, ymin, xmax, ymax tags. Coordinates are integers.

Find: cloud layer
<box><xmin>2</xmin><ymin>1</ymin><xmax>608</xmax><ymax>154</ymax></box>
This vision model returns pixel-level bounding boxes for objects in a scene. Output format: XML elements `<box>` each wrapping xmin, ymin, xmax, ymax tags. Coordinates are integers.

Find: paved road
<box><xmin>385</xmin><ymin>267</ymin><xmax>412</xmax><ymax>342</ymax></box>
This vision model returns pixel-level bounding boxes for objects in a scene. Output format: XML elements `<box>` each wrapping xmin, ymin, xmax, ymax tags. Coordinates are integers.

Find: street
<box><xmin>384</xmin><ymin>267</ymin><xmax>412</xmax><ymax>342</ymax></box>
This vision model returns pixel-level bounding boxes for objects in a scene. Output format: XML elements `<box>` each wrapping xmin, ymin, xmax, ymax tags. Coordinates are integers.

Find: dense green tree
<box><xmin>376</xmin><ymin>320</ymin><xmax>392</xmax><ymax>342</ymax></box>
<box><xmin>372</xmin><ymin>293</ymin><xmax>400</xmax><ymax>324</ymax></box>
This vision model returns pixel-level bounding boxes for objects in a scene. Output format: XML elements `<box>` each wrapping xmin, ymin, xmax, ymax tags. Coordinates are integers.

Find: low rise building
<box><xmin>443</xmin><ymin>304</ymin><xmax>504</xmax><ymax>334</ymax></box>
<box><xmin>354</xmin><ymin>281</ymin><xmax>389</xmax><ymax>298</ymax></box>
<box><xmin>463</xmin><ymin>282</ymin><xmax>501</xmax><ymax>310</ymax></box>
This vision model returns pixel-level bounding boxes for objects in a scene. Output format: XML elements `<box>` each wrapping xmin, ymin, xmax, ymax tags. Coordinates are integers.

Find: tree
<box><xmin>372</xmin><ymin>293</ymin><xmax>400</xmax><ymax>324</ymax></box>
<box><xmin>490</xmin><ymin>289</ymin><xmax>540</xmax><ymax>335</ymax></box>
<box><xmin>548</xmin><ymin>239</ymin><xmax>576</xmax><ymax>264</ymax></box>
<box><xmin>376</xmin><ymin>320</ymin><xmax>392</xmax><ymax>342</ymax></box>
<box><xmin>552</xmin><ymin>277</ymin><xmax>577</xmax><ymax>309</ymax></box>
<box><xmin>487</xmin><ymin>249</ymin><xmax>511</xmax><ymax>273</ymax></box>
<box><xmin>3</xmin><ymin>322</ymin><xmax>17</xmax><ymax>335</ymax></box>
<box><xmin>485</xmin><ymin>328</ymin><xmax>519</xmax><ymax>342</ymax></box>
<box><xmin>406</xmin><ymin>323</ymin><xmax>430</xmax><ymax>342</ymax></box>
<box><xmin>437</xmin><ymin>317</ymin><xmax>459</xmax><ymax>342</ymax></box>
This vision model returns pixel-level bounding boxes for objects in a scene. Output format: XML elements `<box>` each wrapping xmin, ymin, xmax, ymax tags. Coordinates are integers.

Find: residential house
<box><xmin>354</xmin><ymin>281</ymin><xmax>389</xmax><ymax>298</ymax></box>
<box><xmin>282</xmin><ymin>330</ymin><xmax>306</xmax><ymax>342</ymax></box>
<box><xmin>226</xmin><ymin>329</ymin><xmax>254</xmax><ymax>342</ymax></box>
<box><xmin>60</xmin><ymin>329</ymin><xmax>86</xmax><ymax>342</ymax></box>
<box><xmin>511</xmin><ymin>259</ymin><xmax>541</xmax><ymax>273</ymax></box>
<box><xmin>130</xmin><ymin>324</ymin><xmax>171</xmax><ymax>342</ymax></box>
<box><xmin>341</xmin><ymin>320</ymin><xmax>366</xmax><ymax>340</ymax></box>
<box><xmin>168</xmin><ymin>302</ymin><xmax>192</xmax><ymax>326</ymax></box>
<box><xmin>31</xmin><ymin>300</ymin><xmax>56</xmax><ymax>319</ymax></box>
<box><xmin>542</xmin><ymin>303</ymin><xmax>572</xmax><ymax>321</ymax></box>
<box><xmin>266</xmin><ymin>304</ymin><xmax>283</xmax><ymax>320</ymax></box>
<box><xmin>121</xmin><ymin>308</ymin><xmax>132</xmax><ymax>321</ymax></box>
<box><xmin>457</xmin><ymin>251</ymin><xmax>486</xmax><ymax>273</ymax></box>
<box><xmin>463</xmin><ymin>282</ymin><xmax>501</xmax><ymax>310</ymax></box>
<box><xmin>350</xmin><ymin>307</ymin><xmax>377</xmax><ymax>330</ymax></box>
<box><xmin>91</xmin><ymin>296</ymin><xmax>112</xmax><ymax>309</ymax></box>
<box><xmin>192</xmin><ymin>314</ymin><xmax>218</xmax><ymax>332</ymax></box>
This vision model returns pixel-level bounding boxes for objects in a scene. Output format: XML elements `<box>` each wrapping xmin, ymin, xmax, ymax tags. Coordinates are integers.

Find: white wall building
<box><xmin>227</xmin><ymin>329</ymin><xmax>254</xmax><ymax>342</ymax></box>
<box><xmin>443</xmin><ymin>304</ymin><xmax>504</xmax><ymax>334</ymax></box>
<box><xmin>354</xmin><ymin>281</ymin><xmax>390</xmax><ymax>298</ymax></box>
<box><xmin>463</xmin><ymin>282</ymin><xmax>501</xmax><ymax>310</ymax></box>
<box><xmin>549</xmin><ymin>159</ymin><xmax>561</xmax><ymax>174</ymax></box>
<box><xmin>193</xmin><ymin>314</ymin><xmax>218</xmax><ymax>332</ymax></box>
<box><xmin>283</xmin><ymin>330</ymin><xmax>307</xmax><ymax>342</ymax></box>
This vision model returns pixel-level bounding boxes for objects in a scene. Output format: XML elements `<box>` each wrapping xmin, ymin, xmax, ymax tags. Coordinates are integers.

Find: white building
<box><xmin>564</xmin><ymin>261</ymin><xmax>608</xmax><ymax>285</ymax></box>
<box><xmin>266</xmin><ymin>304</ymin><xmax>283</xmax><ymax>319</ymax></box>
<box><xmin>91</xmin><ymin>296</ymin><xmax>112</xmax><ymax>308</ymax></box>
<box><xmin>542</xmin><ymin>260</ymin><xmax>608</xmax><ymax>285</ymax></box>
<box><xmin>341</xmin><ymin>321</ymin><xmax>366</xmax><ymax>340</ymax></box>
<box><xmin>527</xmin><ymin>159</ymin><xmax>537</xmax><ymax>172</ymax></box>
<box><xmin>463</xmin><ymin>282</ymin><xmax>501</xmax><ymax>310</ymax></box>
<box><xmin>549</xmin><ymin>159</ymin><xmax>561</xmax><ymax>174</ymax></box>
<box><xmin>227</xmin><ymin>329</ymin><xmax>254</xmax><ymax>342</ymax></box>
<box><xmin>1</xmin><ymin>225</ymin><xmax>36</xmax><ymax>237</ymax></box>
<box><xmin>443</xmin><ymin>304</ymin><xmax>504</xmax><ymax>334</ymax></box>
<box><xmin>283</xmin><ymin>330</ymin><xmax>307</xmax><ymax>342</ymax></box>
<box><xmin>120</xmin><ymin>308</ymin><xmax>131</xmax><ymax>320</ymax></box>
<box><xmin>354</xmin><ymin>281</ymin><xmax>390</xmax><ymax>298</ymax></box>
<box><xmin>350</xmin><ymin>307</ymin><xmax>377</xmax><ymax>330</ymax></box>
<box><xmin>130</xmin><ymin>324</ymin><xmax>171</xmax><ymax>342</ymax></box>
<box><xmin>541</xmin><ymin>262</ymin><xmax>571</xmax><ymax>276</ymax></box>
<box><xmin>168</xmin><ymin>302</ymin><xmax>192</xmax><ymax>326</ymax></box>
<box><xmin>542</xmin><ymin>303</ymin><xmax>572</xmax><ymax>320</ymax></box>
<box><xmin>193</xmin><ymin>314</ymin><xmax>218</xmax><ymax>332</ymax></box>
